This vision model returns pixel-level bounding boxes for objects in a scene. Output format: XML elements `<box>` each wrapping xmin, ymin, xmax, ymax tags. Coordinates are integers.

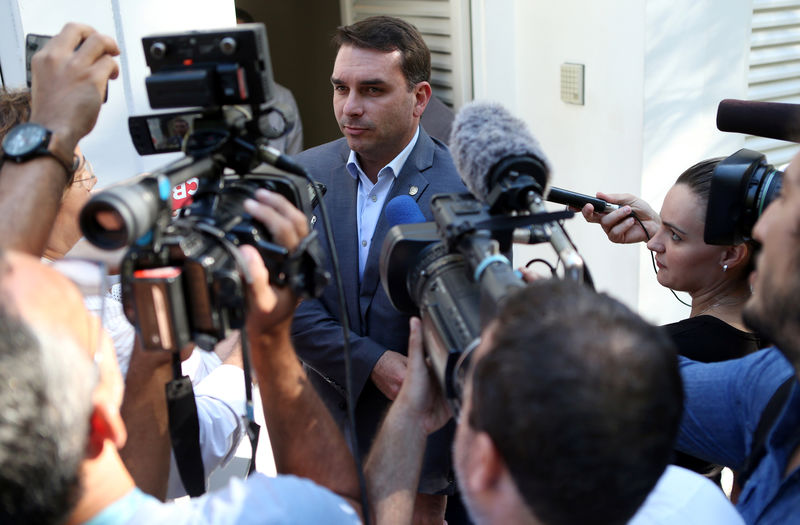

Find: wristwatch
<box><xmin>1</xmin><ymin>122</ymin><xmax>74</xmax><ymax>178</ymax></box>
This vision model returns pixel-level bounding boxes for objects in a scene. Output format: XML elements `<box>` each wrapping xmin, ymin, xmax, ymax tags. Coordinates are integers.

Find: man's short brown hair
<box><xmin>333</xmin><ymin>16</ymin><xmax>431</xmax><ymax>90</ymax></box>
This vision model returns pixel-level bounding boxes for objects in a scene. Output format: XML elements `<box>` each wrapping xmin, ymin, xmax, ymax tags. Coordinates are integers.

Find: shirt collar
<box><xmin>346</xmin><ymin>126</ymin><xmax>420</xmax><ymax>182</ymax></box>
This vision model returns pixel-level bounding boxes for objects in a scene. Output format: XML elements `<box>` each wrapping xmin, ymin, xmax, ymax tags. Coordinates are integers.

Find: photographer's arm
<box><xmin>0</xmin><ymin>23</ymin><xmax>119</xmax><ymax>256</ymax></box>
<box><xmin>118</xmin><ymin>337</ymin><xmax>174</xmax><ymax>500</ymax></box>
<box><xmin>365</xmin><ymin>317</ymin><xmax>451</xmax><ymax>525</ymax></box>
<box><xmin>580</xmin><ymin>192</ymin><xmax>660</xmax><ymax>244</ymax></box>
<box><xmin>244</xmin><ymin>190</ymin><xmax>362</xmax><ymax>516</ymax></box>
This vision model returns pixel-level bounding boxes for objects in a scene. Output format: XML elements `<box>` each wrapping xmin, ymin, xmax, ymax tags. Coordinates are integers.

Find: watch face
<box><xmin>2</xmin><ymin>123</ymin><xmax>49</xmax><ymax>157</ymax></box>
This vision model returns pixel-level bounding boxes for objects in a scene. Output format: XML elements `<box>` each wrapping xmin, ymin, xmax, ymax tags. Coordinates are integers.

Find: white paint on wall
<box><xmin>472</xmin><ymin>0</ymin><xmax>752</xmax><ymax>323</ymax></box>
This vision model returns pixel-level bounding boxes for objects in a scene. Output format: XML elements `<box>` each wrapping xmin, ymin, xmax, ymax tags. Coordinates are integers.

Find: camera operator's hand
<box><xmin>29</xmin><ymin>23</ymin><xmax>120</xmax><ymax>163</ymax></box>
<box><xmin>244</xmin><ymin>188</ymin><xmax>309</xmax><ymax>252</ymax></box>
<box><xmin>243</xmin><ymin>189</ymin><xmax>309</xmax><ymax>333</ymax></box>
<box><xmin>0</xmin><ymin>23</ymin><xmax>119</xmax><ymax>257</ymax></box>
<box><xmin>241</xmin><ymin>191</ymin><xmax>362</xmax><ymax>517</ymax></box>
<box><xmin>365</xmin><ymin>317</ymin><xmax>451</xmax><ymax>523</ymax></box>
<box><xmin>581</xmin><ymin>192</ymin><xmax>660</xmax><ymax>244</ymax></box>
<box><xmin>396</xmin><ymin>318</ymin><xmax>451</xmax><ymax>434</ymax></box>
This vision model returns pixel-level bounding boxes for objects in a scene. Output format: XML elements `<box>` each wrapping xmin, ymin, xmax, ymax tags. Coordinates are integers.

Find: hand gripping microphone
<box><xmin>450</xmin><ymin>101</ymin><xmax>585</xmax><ymax>282</ymax></box>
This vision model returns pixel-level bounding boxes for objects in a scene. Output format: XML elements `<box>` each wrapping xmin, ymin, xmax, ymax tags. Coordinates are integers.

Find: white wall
<box><xmin>471</xmin><ymin>0</ymin><xmax>752</xmax><ymax>323</ymax></box>
<box><xmin>0</xmin><ymin>0</ymin><xmax>236</xmax><ymax>188</ymax></box>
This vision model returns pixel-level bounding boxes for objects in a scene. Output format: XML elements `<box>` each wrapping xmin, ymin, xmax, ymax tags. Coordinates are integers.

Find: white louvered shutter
<box><xmin>340</xmin><ymin>0</ymin><xmax>473</xmax><ymax>108</ymax></box>
<box><xmin>747</xmin><ymin>0</ymin><xmax>800</xmax><ymax>167</ymax></box>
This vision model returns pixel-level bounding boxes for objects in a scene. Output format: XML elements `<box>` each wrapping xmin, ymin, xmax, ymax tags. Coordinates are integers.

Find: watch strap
<box><xmin>2</xmin><ymin>123</ymin><xmax>74</xmax><ymax>181</ymax></box>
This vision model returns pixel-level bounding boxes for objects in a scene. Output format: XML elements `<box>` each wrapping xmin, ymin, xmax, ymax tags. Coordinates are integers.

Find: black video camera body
<box><xmin>380</xmin><ymin>192</ymin><xmax>573</xmax><ymax>414</ymax></box>
<box><xmin>80</xmin><ymin>25</ymin><xmax>328</xmax><ymax>352</ymax></box>
<box><xmin>705</xmin><ymin>148</ymin><xmax>783</xmax><ymax>245</ymax></box>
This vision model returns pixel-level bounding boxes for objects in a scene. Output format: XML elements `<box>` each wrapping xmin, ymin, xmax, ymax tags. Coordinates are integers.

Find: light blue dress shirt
<box><xmin>346</xmin><ymin>126</ymin><xmax>420</xmax><ymax>280</ymax></box>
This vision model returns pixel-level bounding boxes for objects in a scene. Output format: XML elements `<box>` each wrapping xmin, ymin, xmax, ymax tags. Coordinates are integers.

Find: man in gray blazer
<box><xmin>291</xmin><ymin>15</ymin><xmax>466</xmax><ymax>523</ymax></box>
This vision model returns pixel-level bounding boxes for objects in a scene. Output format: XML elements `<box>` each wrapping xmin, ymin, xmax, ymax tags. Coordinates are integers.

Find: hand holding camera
<box><xmin>29</xmin><ymin>23</ymin><xmax>119</xmax><ymax>159</ymax></box>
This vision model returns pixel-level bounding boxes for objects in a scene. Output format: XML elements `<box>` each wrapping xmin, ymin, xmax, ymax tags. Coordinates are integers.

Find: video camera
<box><xmin>80</xmin><ymin>24</ymin><xmax>328</xmax><ymax>352</ymax></box>
<box><xmin>705</xmin><ymin>149</ymin><xmax>783</xmax><ymax>246</ymax></box>
<box><xmin>380</xmin><ymin>144</ymin><xmax>587</xmax><ymax>416</ymax></box>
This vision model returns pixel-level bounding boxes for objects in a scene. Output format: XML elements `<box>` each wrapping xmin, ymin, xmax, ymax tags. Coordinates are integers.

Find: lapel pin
<box><xmin>409</xmin><ymin>185</ymin><xmax>419</xmax><ymax>196</ymax></box>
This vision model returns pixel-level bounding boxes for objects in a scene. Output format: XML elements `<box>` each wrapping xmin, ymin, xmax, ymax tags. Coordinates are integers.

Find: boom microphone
<box><xmin>717</xmin><ymin>99</ymin><xmax>800</xmax><ymax>143</ymax></box>
<box><xmin>450</xmin><ymin>101</ymin><xmax>584</xmax><ymax>282</ymax></box>
<box><xmin>450</xmin><ymin>100</ymin><xmax>550</xmax><ymax>207</ymax></box>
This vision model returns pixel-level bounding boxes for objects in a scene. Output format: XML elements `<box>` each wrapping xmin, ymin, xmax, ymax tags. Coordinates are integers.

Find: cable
<box><xmin>629</xmin><ymin>213</ymin><xmax>692</xmax><ymax>308</ymax></box>
<box><xmin>298</xmin><ymin>166</ymin><xmax>373</xmax><ymax>525</ymax></box>
<box><xmin>525</xmin><ymin>258</ymin><xmax>558</xmax><ymax>277</ymax></box>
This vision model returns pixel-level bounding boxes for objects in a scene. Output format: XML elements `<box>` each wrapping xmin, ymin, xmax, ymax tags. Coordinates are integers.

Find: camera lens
<box><xmin>80</xmin><ymin>182</ymin><xmax>162</xmax><ymax>249</ymax></box>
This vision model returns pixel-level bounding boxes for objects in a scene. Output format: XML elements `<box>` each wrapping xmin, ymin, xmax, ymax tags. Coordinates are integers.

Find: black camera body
<box><xmin>81</xmin><ymin>25</ymin><xmax>328</xmax><ymax>352</ymax></box>
<box><xmin>705</xmin><ymin>148</ymin><xmax>783</xmax><ymax>245</ymax></box>
<box><xmin>122</xmin><ymin>171</ymin><xmax>326</xmax><ymax>352</ymax></box>
<box><xmin>380</xmin><ymin>192</ymin><xmax>573</xmax><ymax>414</ymax></box>
<box><xmin>143</xmin><ymin>24</ymin><xmax>274</xmax><ymax>109</ymax></box>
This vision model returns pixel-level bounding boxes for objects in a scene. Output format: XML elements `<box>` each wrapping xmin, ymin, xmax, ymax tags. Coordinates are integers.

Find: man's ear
<box><xmin>463</xmin><ymin>431</ymin><xmax>505</xmax><ymax>494</ymax></box>
<box><xmin>86</xmin><ymin>400</ymin><xmax>127</xmax><ymax>458</ymax></box>
<box><xmin>412</xmin><ymin>81</ymin><xmax>432</xmax><ymax>118</ymax></box>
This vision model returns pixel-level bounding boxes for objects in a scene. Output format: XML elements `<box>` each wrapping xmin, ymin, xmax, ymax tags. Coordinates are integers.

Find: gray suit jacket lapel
<box><xmin>326</xmin><ymin>152</ymin><xmax>362</xmax><ymax>333</ymax></box>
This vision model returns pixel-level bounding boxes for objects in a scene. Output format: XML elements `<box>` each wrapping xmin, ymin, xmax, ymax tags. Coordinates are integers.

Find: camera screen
<box><xmin>129</xmin><ymin>111</ymin><xmax>205</xmax><ymax>155</ymax></box>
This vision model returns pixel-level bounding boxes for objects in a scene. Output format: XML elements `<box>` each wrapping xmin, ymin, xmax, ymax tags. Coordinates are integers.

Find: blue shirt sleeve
<box><xmin>676</xmin><ymin>347</ymin><xmax>794</xmax><ymax>471</ymax></box>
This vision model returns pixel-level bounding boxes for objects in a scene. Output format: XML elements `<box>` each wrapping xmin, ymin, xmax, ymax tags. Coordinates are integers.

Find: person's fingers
<box><xmin>598</xmin><ymin>205</ymin><xmax>632</xmax><ymax>231</ymax></box>
<box><xmin>244</xmin><ymin>198</ymin><xmax>300</xmax><ymax>250</ymax></box>
<box><xmin>607</xmin><ymin>216</ymin><xmax>637</xmax><ymax>241</ymax></box>
<box><xmin>47</xmin><ymin>22</ymin><xmax>96</xmax><ymax>52</ymax></box>
<box><xmin>256</xmin><ymin>188</ymin><xmax>307</xmax><ymax>233</ymax></box>
<box><xmin>94</xmin><ymin>54</ymin><xmax>120</xmax><ymax>83</ymax></box>
<box><xmin>76</xmin><ymin>31</ymin><xmax>121</xmax><ymax>62</ymax></box>
<box><xmin>596</xmin><ymin>191</ymin><xmax>633</xmax><ymax>205</ymax></box>
<box><xmin>240</xmin><ymin>244</ymin><xmax>277</xmax><ymax>315</ymax></box>
<box><xmin>581</xmin><ymin>203</ymin><xmax>599</xmax><ymax>223</ymax></box>
<box><xmin>244</xmin><ymin>189</ymin><xmax>308</xmax><ymax>251</ymax></box>
<box><xmin>408</xmin><ymin>317</ymin><xmax>423</xmax><ymax>366</ymax></box>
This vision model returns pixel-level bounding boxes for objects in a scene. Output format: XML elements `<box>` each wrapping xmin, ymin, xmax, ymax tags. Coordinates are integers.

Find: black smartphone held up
<box><xmin>25</xmin><ymin>33</ymin><xmax>51</xmax><ymax>88</ymax></box>
<box><xmin>26</xmin><ymin>33</ymin><xmax>109</xmax><ymax>102</ymax></box>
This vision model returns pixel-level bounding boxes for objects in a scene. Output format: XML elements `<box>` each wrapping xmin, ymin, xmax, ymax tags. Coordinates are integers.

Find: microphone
<box><xmin>257</xmin><ymin>143</ymin><xmax>307</xmax><ymax>176</ymax></box>
<box><xmin>717</xmin><ymin>99</ymin><xmax>800</xmax><ymax>143</ymax></box>
<box><xmin>385</xmin><ymin>195</ymin><xmax>426</xmax><ymax>226</ymax></box>
<box><xmin>450</xmin><ymin>101</ymin><xmax>584</xmax><ymax>282</ymax></box>
<box><xmin>450</xmin><ymin>101</ymin><xmax>550</xmax><ymax>208</ymax></box>
<box><xmin>547</xmin><ymin>187</ymin><xmax>619</xmax><ymax>213</ymax></box>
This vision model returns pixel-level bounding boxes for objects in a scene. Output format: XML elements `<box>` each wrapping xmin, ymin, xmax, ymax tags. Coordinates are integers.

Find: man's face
<box><xmin>744</xmin><ymin>151</ymin><xmax>800</xmax><ymax>369</ymax></box>
<box><xmin>331</xmin><ymin>45</ymin><xmax>428</xmax><ymax>170</ymax></box>
<box><xmin>4</xmin><ymin>252</ymin><xmax>124</xmax><ymax>412</ymax></box>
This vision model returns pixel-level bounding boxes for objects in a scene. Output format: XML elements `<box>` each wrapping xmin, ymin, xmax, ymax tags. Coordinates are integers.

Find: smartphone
<box><xmin>25</xmin><ymin>34</ymin><xmax>51</xmax><ymax>88</ymax></box>
<box><xmin>26</xmin><ymin>33</ymin><xmax>109</xmax><ymax>102</ymax></box>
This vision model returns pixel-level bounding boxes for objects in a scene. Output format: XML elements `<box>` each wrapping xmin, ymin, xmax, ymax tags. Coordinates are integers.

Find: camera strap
<box><xmin>166</xmin><ymin>352</ymin><xmax>206</xmax><ymax>497</ymax></box>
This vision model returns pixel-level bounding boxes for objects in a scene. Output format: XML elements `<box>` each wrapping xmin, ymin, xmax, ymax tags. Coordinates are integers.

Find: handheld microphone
<box><xmin>547</xmin><ymin>187</ymin><xmax>619</xmax><ymax>213</ymax></box>
<box><xmin>716</xmin><ymin>99</ymin><xmax>800</xmax><ymax>143</ymax></box>
<box><xmin>385</xmin><ymin>195</ymin><xmax>426</xmax><ymax>226</ymax></box>
<box><xmin>450</xmin><ymin>101</ymin><xmax>584</xmax><ymax>282</ymax></box>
